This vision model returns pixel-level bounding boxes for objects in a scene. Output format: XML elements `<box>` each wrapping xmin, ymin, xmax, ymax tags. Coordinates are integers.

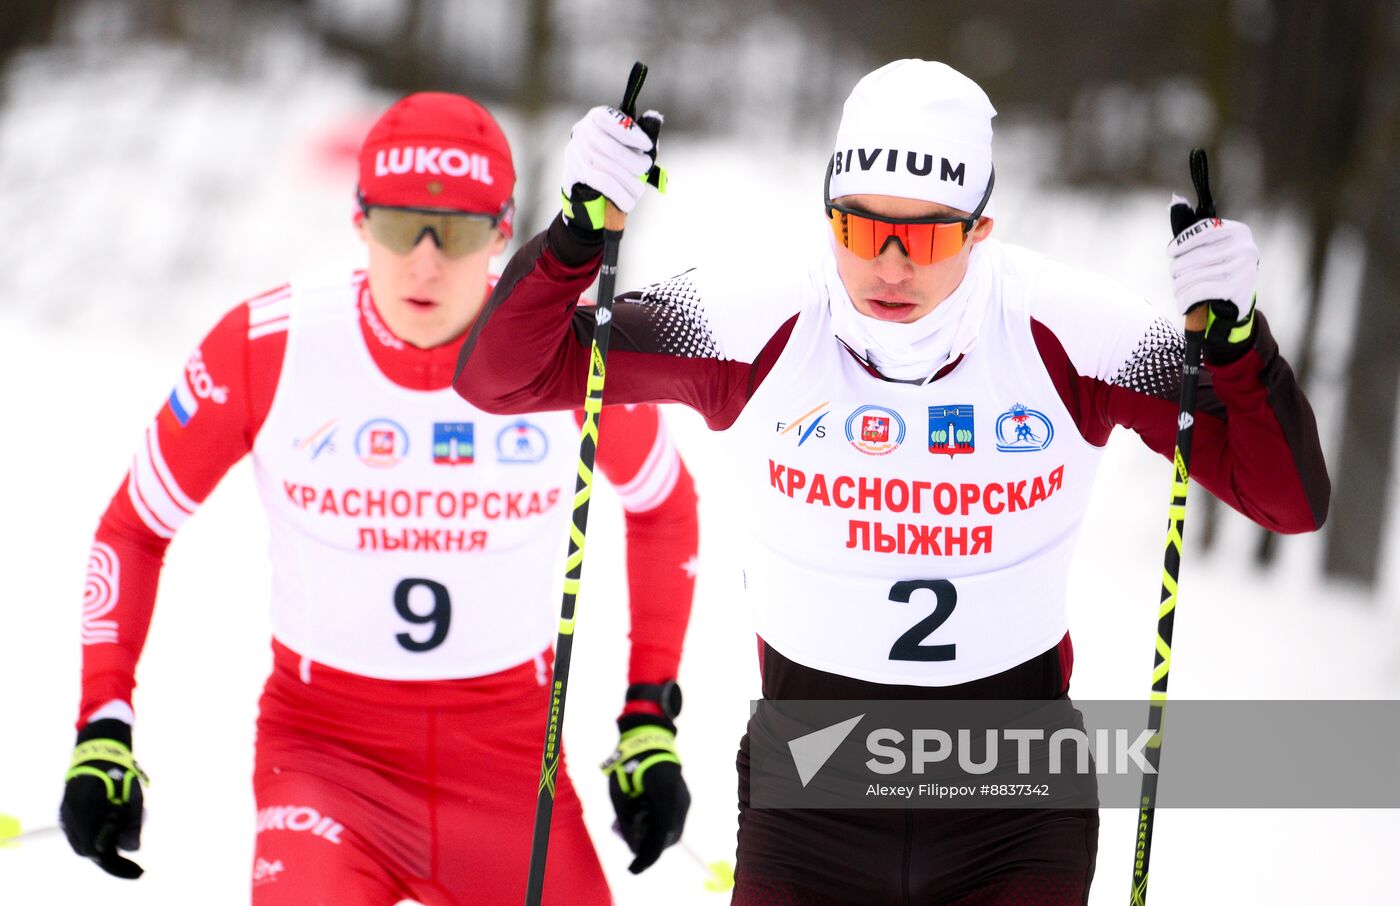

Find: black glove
<box><xmin>60</xmin><ymin>719</ymin><xmax>147</xmax><ymax>879</ymax></box>
<box><xmin>601</xmin><ymin>713</ymin><xmax>690</xmax><ymax>874</ymax></box>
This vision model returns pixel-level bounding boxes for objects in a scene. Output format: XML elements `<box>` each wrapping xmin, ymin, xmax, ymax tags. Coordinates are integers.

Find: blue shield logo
<box><xmin>927</xmin><ymin>405</ymin><xmax>975</xmax><ymax>456</ymax></box>
<box><xmin>433</xmin><ymin>422</ymin><xmax>475</xmax><ymax>465</ymax></box>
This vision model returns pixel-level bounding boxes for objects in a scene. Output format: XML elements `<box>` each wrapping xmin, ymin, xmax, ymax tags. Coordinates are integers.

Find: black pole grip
<box><xmin>618</xmin><ymin>61</ymin><xmax>665</xmax><ymax>196</ymax></box>
<box><xmin>620</xmin><ymin>62</ymin><xmax>647</xmax><ymax>118</ymax></box>
<box><xmin>1188</xmin><ymin>147</ymin><xmax>1215</xmax><ymax>219</ymax></box>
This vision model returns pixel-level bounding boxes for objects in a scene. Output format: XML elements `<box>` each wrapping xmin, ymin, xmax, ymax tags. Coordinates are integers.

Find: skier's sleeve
<box><xmin>1029</xmin><ymin>260</ymin><xmax>1328</xmax><ymax>534</ymax></box>
<box><xmin>78</xmin><ymin>287</ymin><xmax>290</xmax><ymax>726</ymax></box>
<box><xmin>456</xmin><ymin>215</ymin><xmax>799</xmax><ymax>430</ymax></box>
<box><xmin>587</xmin><ymin>404</ymin><xmax>699</xmax><ymax>717</ymax></box>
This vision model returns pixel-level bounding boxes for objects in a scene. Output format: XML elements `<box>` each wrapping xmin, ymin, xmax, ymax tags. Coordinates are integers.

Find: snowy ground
<box><xmin>2</xmin><ymin>36</ymin><xmax>1398</xmax><ymax>906</ymax></box>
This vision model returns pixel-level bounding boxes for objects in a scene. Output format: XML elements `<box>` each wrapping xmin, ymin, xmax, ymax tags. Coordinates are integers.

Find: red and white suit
<box><xmin>79</xmin><ymin>272</ymin><xmax>699</xmax><ymax>905</ymax></box>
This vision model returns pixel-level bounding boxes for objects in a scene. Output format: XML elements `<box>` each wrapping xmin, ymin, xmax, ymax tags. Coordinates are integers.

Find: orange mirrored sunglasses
<box><xmin>824</xmin><ymin>159</ymin><xmax>994</xmax><ymax>266</ymax></box>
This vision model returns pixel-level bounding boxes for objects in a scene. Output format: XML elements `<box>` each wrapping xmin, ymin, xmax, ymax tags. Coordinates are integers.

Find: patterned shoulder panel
<box><xmin>618</xmin><ymin>269</ymin><xmax>722</xmax><ymax>359</ymax></box>
<box><xmin>613</xmin><ymin>262</ymin><xmax>812</xmax><ymax>364</ymax></box>
<box><xmin>1107</xmin><ymin>315</ymin><xmax>1185</xmax><ymax>401</ymax></box>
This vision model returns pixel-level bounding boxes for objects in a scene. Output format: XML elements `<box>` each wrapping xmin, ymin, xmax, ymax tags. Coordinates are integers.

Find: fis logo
<box><xmin>994</xmin><ymin>403</ymin><xmax>1053</xmax><ymax>453</ymax></box>
<box><xmin>832</xmin><ymin>149</ymin><xmax>966</xmax><ymax>185</ymax></box>
<box><xmin>373</xmin><ymin>146</ymin><xmax>495</xmax><ymax>184</ymax></box>
<box><xmin>433</xmin><ymin>422</ymin><xmax>475</xmax><ymax>465</ymax></box>
<box><xmin>255</xmin><ymin>805</ymin><xmax>344</xmax><ymax>845</ymax></box>
<box><xmin>294</xmin><ymin>419</ymin><xmax>338</xmax><ymax>461</ymax></box>
<box><xmin>168</xmin><ymin>349</ymin><xmax>228</xmax><ymax>427</ymax></box>
<box><xmin>776</xmin><ymin>402</ymin><xmax>830</xmax><ymax>446</ymax></box>
<box><xmin>928</xmin><ymin>405</ymin><xmax>975</xmax><ymax>456</ymax></box>
<box><xmin>355</xmin><ymin>418</ymin><xmax>409</xmax><ymax>469</ymax></box>
<box><xmin>846</xmin><ymin>405</ymin><xmax>906</xmax><ymax>456</ymax></box>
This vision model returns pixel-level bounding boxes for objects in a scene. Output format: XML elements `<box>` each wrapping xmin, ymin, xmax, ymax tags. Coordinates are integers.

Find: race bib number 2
<box><xmin>888</xmin><ymin>579</ymin><xmax>957</xmax><ymax>662</ymax></box>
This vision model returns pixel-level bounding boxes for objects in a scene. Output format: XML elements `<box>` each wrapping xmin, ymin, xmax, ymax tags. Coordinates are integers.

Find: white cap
<box><xmin>829</xmin><ymin>60</ymin><xmax>996</xmax><ymax>214</ymax></box>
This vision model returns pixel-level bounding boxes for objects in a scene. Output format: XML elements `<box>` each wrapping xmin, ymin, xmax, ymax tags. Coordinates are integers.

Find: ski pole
<box><xmin>610</xmin><ymin>821</ymin><xmax>734</xmax><ymax>893</ymax></box>
<box><xmin>524</xmin><ymin>61</ymin><xmax>655</xmax><ymax>906</ymax></box>
<box><xmin>1129</xmin><ymin>147</ymin><xmax>1216</xmax><ymax>906</ymax></box>
<box><xmin>0</xmin><ymin>814</ymin><xmax>62</xmax><ymax>847</ymax></box>
<box><xmin>679</xmin><ymin>841</ymin><xmax>736</xmax><ymax>893</ymax></box>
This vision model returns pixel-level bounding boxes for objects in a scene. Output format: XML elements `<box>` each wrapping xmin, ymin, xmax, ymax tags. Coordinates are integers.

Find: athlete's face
<box><xmin>831</xmin><ymin>194</ymin><xmax>994</xmax><ymax>324</ymax></box>
<box><xmin>359</xmin><ymin>219</ymin><xmax>508</xmax><ymax>349</ymax></box>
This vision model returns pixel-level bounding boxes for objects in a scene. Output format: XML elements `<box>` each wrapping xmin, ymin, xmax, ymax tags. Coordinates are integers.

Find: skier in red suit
<box><xmin>59</xmin><ymin>92</ymin><xmax>699</xmax><ymax>906</ymax></box>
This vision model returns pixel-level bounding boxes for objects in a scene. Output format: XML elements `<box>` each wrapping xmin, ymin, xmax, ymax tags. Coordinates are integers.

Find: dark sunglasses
<box><xmin>360</xmin><ymin>202</ymin><xmax>508</xmax><ymax>259</ymax></box>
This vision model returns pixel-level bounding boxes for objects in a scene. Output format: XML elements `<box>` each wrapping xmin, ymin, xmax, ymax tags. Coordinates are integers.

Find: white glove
<box><xmin>1165</xmin><ymin>195</ymin><xmax>1259</xmax><ymax>319</ymax></box>
<box><xmin>561</xmin><ymin>106</ymin><xmax>660</xmax><ymax>219</ymax></box>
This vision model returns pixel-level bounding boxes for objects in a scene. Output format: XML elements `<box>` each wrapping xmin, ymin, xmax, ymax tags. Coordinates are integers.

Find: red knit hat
<box><xmin>358</xmin><ymin>92</ymin><xmax>515</xmax><ymax>223</ymax></box>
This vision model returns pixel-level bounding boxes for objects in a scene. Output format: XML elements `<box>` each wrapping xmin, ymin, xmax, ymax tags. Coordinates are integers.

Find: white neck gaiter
<box><xmin>824</xmin><ymin>240</ymin><xmax>988</xmax><ymax>383</ymax></box>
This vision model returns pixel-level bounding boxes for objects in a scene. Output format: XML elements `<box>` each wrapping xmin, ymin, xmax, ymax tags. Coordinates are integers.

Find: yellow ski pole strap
<box><xmin>66</xmin><ymin>740</ymin><xmax>149</xmax><ymax>805</ymax></box>
<box><xmin>561</xmin><ymin>191</ymin><xmax>609</xmax><ymax>231</ymax></box>
<box><xmin>1205</xmin><ymin>294</ymin><xmax>1258</xmax><ymax>346</ymax></box>
<box><xmin>600</xmin><ymin>726</ymin><xmax>681</xmax><ymax>798</ymax></box>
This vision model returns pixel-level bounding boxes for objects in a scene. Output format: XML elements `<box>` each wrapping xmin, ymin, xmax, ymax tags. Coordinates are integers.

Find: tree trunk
<box><xmin>0</xmin><ymin>0</ymin><xmax>64</xmax><ymax>72</ymax></box>
<box><xmin>1320</xmin><ymin>4</ymin><xmax>1400</xmax><ymax>586</ymax></box>
<box><xmin>1324</xmin><ymin>161</ymin><xmax>1400</xmax><ymax>584</ymax></box>
<box><xmin>511</xmin><ymin>0</ymin><xmax>555</xmax><ymax>238</ymax></box>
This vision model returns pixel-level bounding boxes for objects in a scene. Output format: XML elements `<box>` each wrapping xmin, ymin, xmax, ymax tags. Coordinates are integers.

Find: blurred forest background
<box><xmin>1</xmin><ymin>0</ymin><xmax>1396</xmax><ymax>583</ymax></box>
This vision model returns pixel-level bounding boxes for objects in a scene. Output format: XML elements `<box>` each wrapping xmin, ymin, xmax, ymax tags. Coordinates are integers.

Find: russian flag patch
<box><xmin>168</xmin><ymin>380</ymin><xmax>198</xmax><ymax>427</ymax></box>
